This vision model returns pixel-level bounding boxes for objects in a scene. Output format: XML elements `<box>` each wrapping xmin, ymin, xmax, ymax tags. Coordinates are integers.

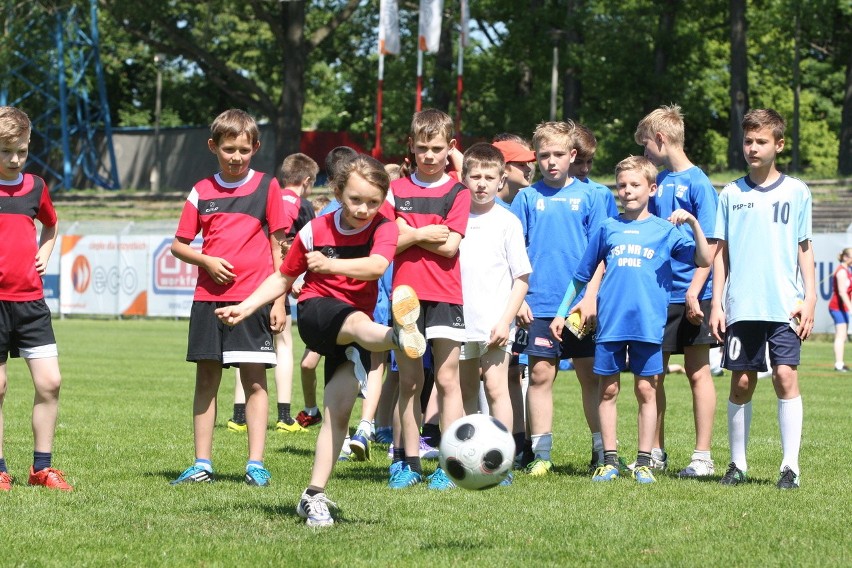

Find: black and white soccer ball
<box><xmin>439</xmin><ymin>414</ymin><xmax>514</xmax><ymax>490</ymax></box>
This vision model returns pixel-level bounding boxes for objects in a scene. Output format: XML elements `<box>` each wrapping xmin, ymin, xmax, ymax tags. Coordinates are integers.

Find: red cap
<box><xmin>493</xmin><ymin>140</ymin><xmax>535</xmax><ymax>163</ymax></box>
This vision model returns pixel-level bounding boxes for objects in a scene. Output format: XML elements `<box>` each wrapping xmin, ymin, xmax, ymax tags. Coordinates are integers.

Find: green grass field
<box><xmin>1</xmin><ymin>318</ymin><xmax>851</xmax><ymax>566</ymax></box>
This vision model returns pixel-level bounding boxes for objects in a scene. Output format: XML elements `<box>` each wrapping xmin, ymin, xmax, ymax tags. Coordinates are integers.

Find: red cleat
<box><xmin>0</xmin><ymin>471</ymin><xmax>12</xmax><ymax>491</ymax></box>
<box><xmin>28</xmin><ymin>466</ymin><xmax>73</xmax><ymax>491</ymax></box>
<box><xmin>295</xmin><ymin>410</ymin><xmax>322</xmax><ymax>428</ymax></box>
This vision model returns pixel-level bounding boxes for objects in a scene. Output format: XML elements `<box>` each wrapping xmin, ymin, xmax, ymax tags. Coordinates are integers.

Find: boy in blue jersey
<box><xmin>709</xmin><ymin>109</ymin><xmax>815</xmax><ymax>490</ymax></box>
<box><xmin>550</xmin><ymin>156</ymin><xmax>711</xmax><ymax>484</ymax></box>
<box><xmin>510</xmin><ymin>121</ymin><xmax>613</xmax><ymax>476</ymax></box>
<box><xmin>634</xmin><ymin>105</ymin><xmax>720</xmax><ymax>477</ymax></box>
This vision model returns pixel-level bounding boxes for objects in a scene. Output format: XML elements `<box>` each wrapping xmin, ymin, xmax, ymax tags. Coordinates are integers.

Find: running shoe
<box><xmin>525</xmin><ymin>458</ymin><xmax>553</xmax><ymax>477</ymax></box>
<box><xmin>276</xmin><ymin>419</ymin><xmax>306</xmax><ymax>433</ymax></box>
<box><xmin>0</xmin><ymin>471</ymin><xmax>12</xmax><ymax>491</ymax></box>
<box><xmin>498</xmin><ymin>472</ymin><xmax>514</xmax><ymax>487</ymax></box>
<box><xmin>419</xmin><ymin>437</ymin><xmax>439</xmax><ymax>460</ymax></box>
<box><xmin>592</xmin><ymin>464</ymin><xmax>619</xmax><ymax>482</ymax></box>
<box><xmin>28</xmin><ymin>466</ymin><xmax>74</xmax><ymax>491</ymax></box>
<box><xmin>627</xmin><ymin>449</ymin><xmax>668</xmax><ymax>472</ymax></box>
<box><xmin>296</xmin><ymin>491</ymin><xmax>337</xmax><ymax>527</ymax></box>
<box><xmin>227</xmin><ymin>419</ymin><xmax>247</xmax><ymax>433</ymax></box>
<box><xmin>389</xmin><ymin>460</ymin><xmax>405</xmax><ymax>477</ymax></box>
<box><xmin>632</xmin><ymin>465</ymin><xmax>657</xmax><ymax>484</ymax></box>
<box><xmin>349</xmin><ymin>430</ymin><xmax>371</xmax><ymax>461</ymax></box>
<box><xmin>776</xmin><ymin>466</ymin><xmax>800</xmax><ymax>489</ymax></box>
<box><xmin>374</xmin><ymin>427</ymin><xmax>393</xmax><ymax>445</ymax></box>
<box><xmin>170</xmin><ymin>464</ymin><xmax>214</xmax><ymax>485</ymax></box>
<box><xmin>295</xmin><ymin>410</ymin><xmax>322</xmax><ymax>428</ymax></box>
<box><xmin>245</xmin><ymin>465</ymin><xmax>271</xmax><ymax>487</ymax></box>
<box><xmin>427</xmin><ymin>467</ymin><xmax>456</xmax><ymax>490</ymax></box>
<box><xmin>388</xmin><ymin>463</ymin><xmax>422</xmax><ymax>489</ymax></box>
<box><xmin>719</xmin><ymin>462</ymin><xmax>748</xmax><ymax>486</ymax></box>
<box><xmin>677</xmin><ymin>458</ymin><xmax>715</xmax><ymax>478</ymax></box>
<box><xmin>391</xmin><ymin>285</ymin><xmax>427</xmax><ymax>359</ymax></box>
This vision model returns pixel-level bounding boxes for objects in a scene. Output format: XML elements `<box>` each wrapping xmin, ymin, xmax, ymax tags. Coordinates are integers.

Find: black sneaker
<box><xmin>719</xmin><ymin>462</ymin><xmax>747</xmax><ymax>486</ymax></box>
<box><xmin>776</xmin><ymin>466</ymin><xmax>799</xmax><ymax>489</ymax></box>
<box><xmin>588</xmin><ymin>449</ymin><xmax>602</xmax><ymax>473</ymax></box>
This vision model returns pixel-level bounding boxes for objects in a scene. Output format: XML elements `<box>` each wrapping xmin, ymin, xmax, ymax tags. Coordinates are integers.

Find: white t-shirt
<box><xmin>459</xmin><ymin>204</ymin><xmax>532</xmax><ymax>342</ymax></box>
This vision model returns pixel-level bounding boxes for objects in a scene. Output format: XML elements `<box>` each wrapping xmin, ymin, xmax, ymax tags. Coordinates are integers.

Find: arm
<box><xmin>305</xmin><ymin>252</ymin><xmax>390</xmax><ymax>281</ymax></box>
<box><xmin>489</xmin><ymin>274</ymin><xmax>530</xmax><ymax>347</ymax></box>
<box><xmin>394</xmin><ymin>218</ymin><xmax>450</xmax><ymax>254</ymax></box>
<box><xmin>268</xmin><ymin>228</ymin><xmax>289</xmax><ymax>333</ymax></box>
<box><xmin>793</xmin><ymin>239</ymin><xmax>817</xmax><ymax>340</ymax></box>
<box><xmin>216</xmin><ymin>270</ymin><xmax>296</xmax><ymax>327</ymax></box>
<box><xmin>709</xmin><ymin>240</ymin><xmax>729</xmax><ymax>343</ymax></box>
<box><xmin>549</xmin><ymin>277</ymin><xmax>589</xmax><ymax>342</ymax></box>
<box><xmin>574</xmin><ymin>261</ymin><xmax>605</xmax><ymax>328</ymax></box>
<box><xmin>35</xmin><ymin>223</ymin><xmax>59</xmax><ymax>276</ymax></box>
<box><xmin>170</xmin><ymin>236</ymin><xmax>236</xmax><ymax>285</ymax></box>
<box><xmin>415</xmin><ymin>230</ymin><xmax>463</xmax><ymax>258</ymax></box>
<box><xmin>669</xmin><ymin>210</ymin><xmax>711</xmax><ymax>268</ymax></box>
<box><xmin>683</xmin><ymin>241</ymin><xmax>718</xmax><ymax>325</ymax></box>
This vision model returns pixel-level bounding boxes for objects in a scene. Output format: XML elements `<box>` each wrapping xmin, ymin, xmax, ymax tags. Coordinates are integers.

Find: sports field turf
<box><xmin>1</xmin><ymin>318</ymin><xmax>850</xmax><ymax>566</ymax></box>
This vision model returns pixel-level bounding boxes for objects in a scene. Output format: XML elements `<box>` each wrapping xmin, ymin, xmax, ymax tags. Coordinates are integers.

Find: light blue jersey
<box><xmin>713</xmin><ymin>174</ymin><xmax>812</xmax><ymax>325</ymax></box>
<box><xmin>649</xmin><ymin>166</ymin><xmax>718</xmax><ymax>303</ymax></box>
<box><xmin>574</xmin><ymin>216</ymin><xmax>696</xmax><ymax>344</ymax></box>
<box><xmin>511</xmin><ymin>178</ymin><xmax>614</xmax><ymax>317</ymax></box>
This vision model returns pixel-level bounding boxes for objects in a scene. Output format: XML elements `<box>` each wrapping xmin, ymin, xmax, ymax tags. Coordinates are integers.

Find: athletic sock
<box><xmin>778</xmin><ymin>396</ymin><xmax>803</xmax><ymax>475</ymax></box>
<box><xmin>358</xmin><ymin>419</ymin><xmax>373</xmax><ymax>437</ymax></box>
<box><xmin>530</xmin><ymin>433</ymin><xmax>553</xmax><ymax>461</ymax></box>
<box><xmin>194</xmin><ymin>458</ymin><xmax>213</xmax><ymax>473</ymax></box>
<box><xmin>0</xmin><ymin>457</ymin><xmax>7</xmax><ymax>473</ymax></box>
<box><xmin>513</xmin><ymin>432</ymin><xmax>526</xmax><ymax>456</ymax></box>
<box><xmin>635</xmin><ymin>451</ymin><xmax>652</xmax><ymax>468</ymax></box>
<box><xmin>592</xmin><ymin>432</ymin><xmax>604</xmax><ymax>463</ymax></box>
<box><xmin>727</xmin><ymin>400</ymin><xmax>752</xmax><ymax>472</ymax></box>
<box><xmin>305</xmin><ymin>485</ymin><xmax>323</xmax><ymax>497</ymax></box>
<box><xmin>247</xmin><ymin>460</ymin><xmax>264</xmax><ymax>472</ymax></box>
<box><xmin>603</xmin><ymin>450</ymin><xmax>619</xmax><ymax>468</ymax></box>
<box><xmin>278</xmin><ymin>402</ymin><xmax>291</xmax><ymax>423</ymax></box>
<box><xmin>393</xmin><ymin>446</ymin><xmax>405</xmax><ymax>463</ymax></box>
<box><xmin>33</xmin><ymin>451</ymin><xmax>51</xmax><ymax>472</ymax></box>
<box><xmin>232</xmin><ymin>403</ymin><xmax>246</xmax><ymax>423</ymax></box>
<box><xmin>692</xmin><ymin>449</ymin><xmax>712</xmax><ymax>461</ymax></box>
<box><xmin>404</xmin><ymin>456</ymin><xmax>422</xmax><ymax>475</ymax></box>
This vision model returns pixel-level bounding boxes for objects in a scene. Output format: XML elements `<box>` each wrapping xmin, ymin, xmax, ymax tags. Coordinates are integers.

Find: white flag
<box><xmin>460</xmin><ymin>0</ymin><xmax>469</xmax><ymax>47</ymax></box>
<box><xmin>418</xmin><ymin>0</ymin><xmax>444</xmax><ymax>53</ymax></box>
<box><xmin>379</xmin><ymin>0</ymin><xmax>400</xmax><ymax>55</ymax></box>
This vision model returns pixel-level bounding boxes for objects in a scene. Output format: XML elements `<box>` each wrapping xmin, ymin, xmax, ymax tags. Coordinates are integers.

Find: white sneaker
<box><xmin>677</xmin><ymin>458</ymin><xmax>715</xmax><ymax>478</ymax></box>
<box><xmin>392</xmin><ymin>285</ymin><xmax>427</xmax><ymax>358</ymax></box>
<box><xmin>344</xmin><ymin>346</ymin><xmax>368</xmax><ymax>398</ymax></box>
<box><xmin>296</xmin><ymin>491</ymin><xmax>337</xmax><ymax>527</ymax></box>
<box><xmin>419</xmin><ymin>436</ymin><xmax>439</xmax><ymax>459</ymax></box>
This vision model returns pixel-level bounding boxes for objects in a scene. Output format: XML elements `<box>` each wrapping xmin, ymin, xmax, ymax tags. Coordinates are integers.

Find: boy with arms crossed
<box><xmin>510</xmin><ymin>121</ymin><xmax>612</xmax><ymax>476</ymax></box>
<box><xmin>551</xmin><ymin>156</ymin><xmax>711</xmax><ymax>484</ymax></box>
<box><xmin>634</xmin><ymin>104</ymin><xmax>720</xmax><ymax>477</ymax></box>
<box><xmin>170</xmin><ymin>109</ymin><xmax>289</xmax><ymax>486</ymax></box>
<box><xmin>217</xmin><ymin>155</ymin><xmax>425</xmax><ymax>526</ymax></box>
<box><xmin>389</xmin><ymin>108</ymin><xmax>471</xmax><ymax>490</ymax></box>
<box><xmin>0</xmin><ymin>106</ymin><xmax>71</xmax><ymax>491</ymax></box>
<box><xmin>457</xmin><ymin>143</ymin><xmax>531</xmax><ymax>487</ymax></box>
<box><xmin>710</xmin><ymin>109</ymin><xmax>815</xmax><ymax>489</ymax></box>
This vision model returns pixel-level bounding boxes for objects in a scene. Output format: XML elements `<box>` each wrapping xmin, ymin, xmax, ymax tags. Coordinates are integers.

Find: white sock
<box><xmin>478</xmin><ymin>381</ymin><xmax>490</xmax><ymax>415</ymax></box>
<box><xmin>592</xmin><ymin>432</ymin><xmax>603</xmax><ymax>462</ymax></box>
<box><xmin>691</xmin><ymin>449</ymin><xmax>712</xmax><ymax>462</ymax></box>
<box><xmin>652</xmin><ymin>447</ymin><xmax>666</xmax><ymax>460</ymax></box>
<box><xmin>778</xmin><ymin>396</ymin><xmax>803</xmax><ymax>475</ymax></box>
<box><xmin>358</xmin><ymin>419</ymin><xmax>373</xmax><ymax>437</ymax></box>
<box><xmin>531</xmin><ymin>433</ymin><xmax>553</xmax><ymax>461</ymax></box>
<box><xmin>728</xmin><ymin>400</ymin><xmax>752</xmax><ymax>471</ymax></box>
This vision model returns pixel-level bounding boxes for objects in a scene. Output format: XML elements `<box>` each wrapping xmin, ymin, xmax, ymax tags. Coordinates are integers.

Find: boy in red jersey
<box><xmin>170</xmin><ymin>109</ymin><xmax>289</xmax><ymax>487</ymax></box>
<box><xmin>0</xmin><ymin>106</ymin><xmax>72</xmax><ymax>491</ymax></box>
<box><xmin>216</xmin><ymin>154</ymin><xmax>426</xmax><ymax>526</ymax></box>
<box><xmin>388</xmin><ymin>108</ymin><xmax>471</xmax><ymax>490</ymax></box>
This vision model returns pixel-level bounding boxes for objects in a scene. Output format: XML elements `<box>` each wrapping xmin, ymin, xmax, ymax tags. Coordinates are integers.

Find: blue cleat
<box><xmin>388</xmin><ymin>464</ymin><xmax>422</xmax><ymax>489</ymax></box>
<box><xmin>592</xmin><ymin>464</ymin><xmax>620</xmax><ymax>482</ymax></box>
<box><xmin>427</xmin><ymin>467</ymin><xmax>456</xmax><ymax>490</ymax></box>
<box><xmin>244</xmin><ymin>466</ymin><xmax>271</xmax><ymax>487</ymax></box>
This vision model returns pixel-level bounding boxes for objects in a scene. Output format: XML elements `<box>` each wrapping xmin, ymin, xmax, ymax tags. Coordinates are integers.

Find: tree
<box><xmin>727</xmin><ymin>0</ymin><xmax>748</xmax><ymax>170</ymax></box>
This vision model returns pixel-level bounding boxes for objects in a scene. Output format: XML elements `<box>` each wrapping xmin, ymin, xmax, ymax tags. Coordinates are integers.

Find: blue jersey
<box><xmin>712</xmin><ymin>174</ymin><xmax>812</xmax><ymax>324</ymax></box>
<box><xmin>511</xmin><ymin>178</ymin><xmax>613</xmax><ymax>317</ymax></box>
<box><xmin>649</xmin><ymin>166</ymin><xmax>718</xmax><ymax>303</ymax></box>
<box><xmin>581</xmin><ymin>178</ymin><xmax>619</xmax><ymax>218</ymax></box>
<box><xmin>575</xmin><ymin>215</ymin><xmax>696</xmax><ymax>344</ymax></box>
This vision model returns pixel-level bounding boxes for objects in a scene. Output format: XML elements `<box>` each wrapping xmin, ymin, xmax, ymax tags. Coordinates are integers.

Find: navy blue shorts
<box><xmin>722</xmin><ymin>320</ymin><xmax>801</xmax><ymax>372</ymax></box>
<box><xmin>524</xmin><ymin>317</ymin><xmax>595</xmax><ymax>360</ymax></box>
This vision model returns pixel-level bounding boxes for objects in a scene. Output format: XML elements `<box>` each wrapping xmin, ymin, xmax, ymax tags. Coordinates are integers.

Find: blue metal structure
<box><xmin>0</xmin><ymin>0</ymin><xmax>119</xmax><ymax>190</ymax></box>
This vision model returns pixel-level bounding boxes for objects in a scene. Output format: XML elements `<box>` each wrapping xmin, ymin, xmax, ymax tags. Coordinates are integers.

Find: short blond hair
<box><xmin>634</xmin><ymin>104</ymin><xmax>685</xmax><ymax>148</ymax></box>
<box><xmin>615</xmin><ymin>155</ymin><xmax>657</xmax><ymax>186</ymax></box>
<box><xmin>210</xmin><ymin>109</ymin><xmax>259</xmax><ymax>146</ymax></box>
<box><xmin>532</xmin><ymin>120</ymin><xmax>576</xmax><ymax>153</ymax></box>
<box><xmin>573</xmin><ymin>124</ymin><xmax>598</xmax><ymax>159</ymax></box>
<box><xmin>0</xmin><ymin>106</ymin><xmax>31</xmax><ymax>144</ymax></box>
<box><xmin>462</xmin><ymin>142</ymin><xmax>505</xmax><ymax>179</ymax></box>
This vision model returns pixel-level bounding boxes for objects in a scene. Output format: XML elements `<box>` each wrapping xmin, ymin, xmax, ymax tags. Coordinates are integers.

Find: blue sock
<box><xmin>33</xmin><ymin>451</ymin><xmax>52</xmax><ymax>472</ymax></box>
<box><xmin>194</xmin><ymin>458</ymin><xmax>213</xmax><ymax>472</ymax></box>
<box><xmin>247</xmin><ymin>460</ymin><xmax>264</xmax><ymax>471</ymax></box>
<box><xmin>0</xmin><ymin>457</ymin><xmax>7</xmax><ymax>473</ymax></box>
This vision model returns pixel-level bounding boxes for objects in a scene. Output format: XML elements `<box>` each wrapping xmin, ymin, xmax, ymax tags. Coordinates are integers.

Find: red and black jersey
<box><xmin>391</xmin><ymin>174</ymin><xmax>470</xmax><ymax>303</ymax></box>
<box><xmin>175</xmin><ymin>170</ymin><xmax>287</xmax><ymax>302</ymax></box>
<box><xmin>0</xmin><ymin>174</ymin><xmax>57</xmax><ymax>301</ymax></box>
<box><xmin>282</xmin><ymin>210</ymin><xmax>399</xmax><ymax>315</ymax></box>
<box><xmin>279</xmin><ymin>187</ymin><xmax>301</xmax><ymax>236</ymax></box>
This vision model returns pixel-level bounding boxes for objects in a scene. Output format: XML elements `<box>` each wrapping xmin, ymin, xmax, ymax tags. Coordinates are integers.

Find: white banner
<box><xmin>379</xmin><ymin>0</ymin><xmax>400</xmax><ymax>55</ymax></box>
<box><xmin>418</xmin><ymin>0</ymin><xmax>444</xmax><ymax>53</ymax></box>
<box><xmin>147</xmin><ymin>236</ymin><xmax>200</xmax><ymax>318</ymax></box>
<box><xmin>813</xmin><ymin>233</ymin><xmax>852</xmax><ymax>333</ymax></box>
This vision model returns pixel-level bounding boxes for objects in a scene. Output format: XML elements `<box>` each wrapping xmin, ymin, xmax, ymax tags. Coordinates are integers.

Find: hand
<box><xmin>34</xmin><ymin>254</ymin><xmax>48</xmax><ymax>276</ymax></box>
<box><xmin>668</xmin><ymin>209</ymin><xmax>697</xmax><ymax>227</ymax></box>
<box><xmin>575</xmin><ymin>296</ymin><xmax>597</xmax><ymax>330</ymax></box>
<box><xmin>488</xmin><ymin>322</ymin><xmax>510</xmax><ymax>348</ymax></box>
<box><xmin>215</xmin><ymin>305</ymin><xmax>245</xmax><ymax>327</ymax></box>
<box><xmin>709</xmin><ymin>304</ymin><xmax>726</xmax><ymax>344</ymax></box>
<box><xmin>550</xmin><ymin>316</ymin><xmax>565</xmax><ymax>342</ymax></box>
<box><xmin>791</xmin><ymin>300</ymin><xmax>816</xmax><ymax>341</ymax></box>
<box><xmin>516</xmin><ymin>301</ymin><xmax>533</xmax><ymax>326</ymax></box>
<box><xmin>279</xmin><ymin>236</ymin><xmax>294</xmax><ymax>258</ymax></box>
<box><xmin>305</xmin><ymin>251</ymin><xmax>333</xmax><ymax>273</ymax></box>
<box><xmin>269</xmin><ymin>302</ymin><xmax>287</xmax><ymax>334</ymax></box>
<box><xmin>685</xmin><ymin>293</ymin><xmax>703</xmax><ymax>325</ymax></box>
<box><xmin>290</xmin><ymin>281</ymin><xmax>303</xmax><ymax>298</ymax></box>
<box><xmin>204</xmin><ymin>257</ymin><xmax>236</xmax><ymax>285</ymax></box>
<box><xmin>417</xmin><ymin>224</ymin><xmax>450</xmax><ymax>244</ymax></box>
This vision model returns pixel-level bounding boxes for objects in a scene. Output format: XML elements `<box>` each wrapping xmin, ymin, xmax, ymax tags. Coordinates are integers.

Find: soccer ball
<box><xmin>439</xmin><ymin>414</ymin><xmax>514</xmax><ymax>490</ymax></box>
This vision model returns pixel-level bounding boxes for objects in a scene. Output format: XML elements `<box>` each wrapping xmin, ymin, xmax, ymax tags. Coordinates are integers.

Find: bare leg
<box><xmin>308</xmin><ymin>364</ymin><xmax>359</xmax><ymax>489</ymax></box>
<box><xmin>273</xmin><ymin>316</ymin><xmax>294</xmax><ymax>405</ymax></box>
<box><xmin>526</xmin><ymin>356</ymin><xmax>556</xmax><ymax>437</ymax></box>
<box><xmin>684</xmin><ymin>344</ymin><xmax>715</xmax><ymax>452</ymax></box>
<box><xmin>481</xmin><ymin>348</ymin><xmax>513</xmax><ymax>432</ymax></box>
<box><xmin>598</xmin><ymin>373</ymin><xmax>620</xmax><ymax>451</ymax></box>
<box><xmin>300</xmin><ymin>349</ymin><xmax>321</xmax><ymax>409</ymax></box>
<box><xmin>635</xmin><ymin>374</ymin><xmax>659</xmax><ymax>454</ymax></box>
<box><xmin>239</xmin><ymin>363</ymin><xmax>268</xmax><ymax>463</ymax></box>
<box><xmin>430</xmin><ymin>338</ymin><xmax>463</xmax><ymax>432</ymax></box>
<box><xmin>192</xmin><ymin>360</ymin><xmax>223</xmax><ymax>461</ymax></box>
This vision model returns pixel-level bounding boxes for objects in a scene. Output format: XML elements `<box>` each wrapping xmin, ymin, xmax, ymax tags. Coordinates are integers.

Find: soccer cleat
<box><xmin>276</xmin><ymin>419</ymin><xmax>306</xmax><ymax>433</ymax></box>
<box><xmin>427</xmin><ymin>467</ymin><xmax>456</xmax><ymax>490</ymax></box>
<box><xmin>349</xmin><ymin>430</ymin><xmax>371</xmax><ymax>461</ymax></box>
<box><xmin>295</xmin><ymin>410</ymin><xmax>322</xmax><ymax>428</ymax></box>
<box><xmin>0</xmin><ymin>471</ymin><xmax>12</xmax><ymax>491</ymax></box>
<box><xmin>374</xmin><ymin>427</ymin><xmax>393</xmax><ymax>445</ymax></box>
<box><xmin>776</xmin><ymin>466</ymin><xmax>800</xmax><ymax>489</ymax></box>
<box><xmin>719</xmin><ymin>462</ymin><xmax>748</xmax><ymax>486</ymax></box>
<box><xmin>525</xmin><ymin>458</ymin><xmax>553</xmax><ymax>477</ymax></box>
<box><xmin>627</xmin><ymin>450</ymin><xmax>668</xmax><ymax>472</ymax></box>
<box><xmin>592</xmin><ymin>464</ymin><xmax>620</xmax><ymax>482</ymax></box>
<box><xmin>498</xmin><ymin>472</ymin><xmax>514</xmax><ymax>487</ymax></box>
<box><xmin>170</xmin><ymin>464</ymin><xmax>214</xmax><ymax>485</ymax></box>
<box><xmin>389</xmin><ymin>460</ymin><xmax>405</xmax><ymax>477</ymax></box>
<box><xmin>834</xmin><ymin>364</ymin><xmax>850</xmax><ymax>373</ymax></box>
<box><xmin>419</xmin><ymin>436</ymin><xmax>439</xmax><ymax>460</ymax></box>
<box><xmin>388</xmin><ymin>463</ymin><xmax>422</xmax><ymax>489</ymax></box>
<box><xmin>677</xmin><ymin>458</ymin><xmax>715</xmax><ymax>478</ymax></box>
<box><xmin>632</xmin><ymin>465</ymin><xmax>657</xmax><ymax>484</ymax></box>
<box><xmin>588</xmin><ymin>449</ymin><xmax>603</xmax><ymax>473</ymax></box>
<box><xmin>245</xmin><ymin>466</ymin><xmax>271</xmax><ymax>487</ymax></box>
<box><xmin>391</xmin><ymin>285</ymin><xmax>427</xmax><ymax>359</ymax></box>
<box><xmin>227</xmin><ymin>419</ymin><xmax>247</xmax><ymax>433</ymax></box>
<box><xmin>28</xmin><ymin>466</ymin><xmax>73</xmax><ymax>491</ymax></box>
<box><xmin>345</xmin><ymin>346</ymin><xmax>369</xmax><ymax>399</ymax></box>
<box><xmin>296</xmin><ymin>491</ymin><xmax>337</xmax><ymax>527</ymax></box>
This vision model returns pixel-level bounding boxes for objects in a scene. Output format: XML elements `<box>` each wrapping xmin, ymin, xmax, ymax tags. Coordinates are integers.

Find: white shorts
<box><xmin>459</xmin><ymin>340</ymin><xmax>512</xmax><ymax>361</ymax></box>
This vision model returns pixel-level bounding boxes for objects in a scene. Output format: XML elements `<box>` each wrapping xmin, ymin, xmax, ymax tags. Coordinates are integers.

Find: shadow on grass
<box><xmin>147</xmin><ymin>470</ymin><xmax>252</xmax><ymax>484</ymax></box>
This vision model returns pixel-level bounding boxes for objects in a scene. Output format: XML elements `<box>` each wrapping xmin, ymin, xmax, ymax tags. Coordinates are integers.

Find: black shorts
<box><xmin>186</xmin><ymin>301</ymin><xmax>275</xmax><ymax>367</ymax></box>
<box><xmin>0</xmin><ymin>299</ymin><xmax>57</xmax><ymax>362</ymax></box>
<box><xmin>416</xmin><ymin>300</ymin><xmax>466</xmax><ymax>343</ymax></box>
<box><xmin>524</xmin><ymin>317</ymin><xmax>595</xmax><ymax>360</ymax></box>
<box><xmin>722</xmin><ymin>320</ymin><xmax>801</xmax><ymax>372</ymax></box>
<box><xmin>296</xmin><ymin>297</ymin><xmax>372</xmax><ymax>385</ymax></box>
<box><xmin>661</xmin><ymin>299</ymin><xmax>719</xmax><ymax>354</ymax></box>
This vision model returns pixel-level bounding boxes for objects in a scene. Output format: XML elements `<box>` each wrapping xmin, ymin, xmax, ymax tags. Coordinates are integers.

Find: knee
<box><xmin>600</xmin><ymin>382</ymin><xmax>619</xmax><ymax>402</ymax></box>
<box><xmin>35</xmin><ymin>372</ymin><xmax>62</xmax><ymax>398</ymax></box>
